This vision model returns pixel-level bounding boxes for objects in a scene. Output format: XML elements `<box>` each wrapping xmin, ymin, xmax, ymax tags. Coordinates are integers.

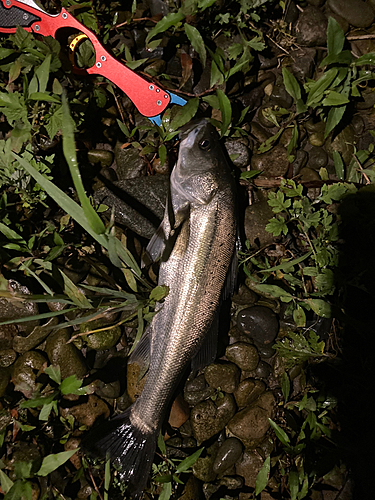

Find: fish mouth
<box><xmin>179</xmin><ymin>118</ymin><xmax>210</xmax><ymax>140</ymax></box>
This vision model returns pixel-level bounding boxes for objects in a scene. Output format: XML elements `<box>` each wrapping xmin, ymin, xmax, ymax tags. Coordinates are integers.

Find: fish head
<box><xmin>171</xmin><ymin>119</ymin><xmax>232</xmax><ymax>206</ymax></box>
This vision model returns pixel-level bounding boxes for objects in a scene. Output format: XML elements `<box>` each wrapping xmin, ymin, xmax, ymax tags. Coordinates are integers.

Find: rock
<box><xmin>60</xmin><ymin>394</ymin><xmax>110</xmax><ymax>428</ymax></box>
<box><xmin>93</xmin><ymin>176</ymin><xmax>168</xmax><ymax>239</ymax></box>
<box><xmin>257</xmin><ymin>106</ymin><xmax>277</xmax><ymax>128</ymax></box>
<box><xmin>269</xmin><ymin>81</ymin><xmax>293</xmax><ymax>109</ymax></box>
<box><xmin>327</xmin><ymin>0</ymin><xmax>375</xmax><ymax>28</ymax></box>
<box><xmin>87</xmin><ymin>149</ymin><xmax>114</xmax><ymax>167</ymax></box>
<box><xmin>204</xmin><ymin>362</ymin><xmax>240</xmax><ymax>393</ymax></box>
<box><xmin>12</xmin><ymin>351</ymin><xmax>47</xmax><ymax>398</ymax></box>
<box><xmin>45</xmin><ymin>329</ymin><xmax>87</xmax><ymax>380</ymax></box>
<box><xmin>284</xmin><ymin>0</ymin><xmax>299</xmax><ymax>24</ymax></box>
<box><xmin>0</xmin><ymin>349</ymin><xmax>16</xmax><ymax>368</ymax></box>
<box><xmin>306</xmin><ymin>147</ymin><xmax>328</xmax><ymax>170</ymax></box>
<box><xmin>127</xmin><ymin>361</ymin><xmax>147</xmax><ymax>402</ymax></box>
<box><xmin>325</xmin><ymin>8</ymin><xmax>349</xmax><ymax>33</ymax></box>
<box><xmin>144</xmin><ymin>59</ymin><xmax>166</xmax><ymax>75</ymax></box>
<box><xmin>352</xmin><ymin>115</ymin><xmax>365</xmax><ymax>136</ymax></box>
<box><xmin>213</xmin><ymin>437</ymin><xmax>243</xmax><ymax>475</ymax></box>
<box><xmin>13</xmin><ymin>317</ymin><xmax>59</xmax><ymax>354</ymax></box>
<box><xmin>356</xmin><ymin>89</ymin><xmax>375</xmax><ymax>110</ymax></box>
<box><xmin>292</xmin><ymin>150</ymin><xmax>308</xmax><ymax>176</ymax></box>
<box><xmin>257</xmin><ymin>342</ymin><xmax>276</xmax><ymax>358</ymax></box>
<box><xmin>219</xmin><ymin>475</ymin><xmax>244</xmax><ymax>489</ymax></box>
<box><xmin>178</xmin><ymin>475</ymin><xmax>201</xmax><ymax>500</ymax></box>
<box><xmin>235</xmin><ymin>450</ymin><xmax>264</xmax><ymax>487</ymax></box>
<box><xmin>251</xmin><ymin>146</ymin><xmax>289</xmax><ymax>179</ymax></box>
<box><xmin>234</xmin><ymin>379</ymin><xmax>266</xmax><ymax>409</ymax></box>
<box><xmin>192</xmin><ymin>454</ymin><xmax>217</xmax><ymax>482</ymax></box>
<box><xmin>225</xmin><ymin>139</ymin><xmax>251</xmax><ymax>168</ymax></box>
<box><xmin>93</xmin><ymin>379</ymin><xmax>121</xmax><ymax>399</ymax></box>
<box><xmin>168</xmin><ymin>393</ymin><xmax>190</xmax><ymax>429</ymax></box>
<box><xmin>80</xmin><ymin>320</ymin><xmax>122</xmax><ymax>350</ymax></box>
<box><xmin>191</xmin><ymin>393</ymin><xmax>236</xmax><ymax>444</ymax></box>
<box><xmin>114</xmin><ymin>144</ymin><xmax>148</xmax><ymax>179</ymax></box>
<box><xmin>231</xmin><ymin>285</ymin><xmax>258</xmax><ymax>306</ymax></box>
<box><xmin>244</xmin><ymin>192</ymin><xmax>275</xmax><ymax>248</ymax></box>
<box><xmin>308</xmin><ymin>132</ymin><xmax>325</xmax><ymax>147</ymax></box>
<box><xmin>64</xmin><ymin>437</ymin><xmax>81</xmax><ymax>469</ymax></box>
<box><xmin>295</xmin><ymin>6</ymin><xmax>328</xmax><ymax>47</ymax></box>
<box><xmin>237</xmin><ymin>306</ymin><xmax>279</xmax><ymax>345</ymax></box>
<box><xmin>0</xmin><ymin>280</ymin><xmax>39</xmax><ymax>334</ymax></box>
<box><xmin>184</xmin><ymin>374</ymin><xmax>215</xmax><ymax>406</ymax></box>
<box><xmin>307</xmin><ymin>0</ymin><xmax>325</xmax><ymax>6</ymax></box>
<box><xmin>227</xmin><ymin>391</ymin><xmax>275</xmax><ymax>448</ymax></box>
<box><xmin>243</xmin><ymin>360</ymin><xmax>273</xmax><ymax>380</ymax></box>
<box><xmin>299</xmin><ymin>167</ymin><xmax>321</xmax><ymax>182</ymax></box>
<box><xmin>225</xmin><ymin>343</ymin><xmax>259</xmax><ymax>371</ymax></box>
<box><xmin>0</xmin><ymin>367</ymin><xmax>10</xmax><ymax>397</ymax></box>
<box><xmin>0</xmin><ymin>323</ymin><xmax>16</xmax><ymax>350</ymax></box>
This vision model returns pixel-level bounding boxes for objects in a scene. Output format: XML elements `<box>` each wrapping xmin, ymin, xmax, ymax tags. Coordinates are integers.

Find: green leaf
<box><xmin>60</xmin><ymin>375</ymin><xmax>83</xmax><ymax>395</ymax></box>
<box><xmin>287</xmin><ymin>124</ymin><xmax>298</xmax><ymax>161</ymax></box>
<box><xmin>158</xmin><ymin>430</ymin><xmax>167</xmax><ymax>455</ymax></box>
<box><xmin>293</xmin><ymin>304</ymin><xmax>306</xmax><ymax>327</ymax></box>
<box><xmin>354</xmin><ymin>52</ymin><xmax>375</xmax><ymax>66</ymax></box>
<box><xmin>169</xmin><ymin>97</ymin><xmax>199</xmax><ymax>130</ymax></box>
<box><xmin>150</xmin><ymin>285</ymin><xmax>169</xmax><ymax>302</ymax></box>
<box><xmin>28</xmin><ymin>92</ymin><xmax>60</xmax><ymax>103</ymax></box>
<box><xmin>175</xmin><ymin>448</ymin><xmax>204</xmax><ymax>473</ymax></box>
<box><xmin>44</xmin><ymin>365</ymin><xmax>61</xmax><ymax>385</ymax></box>
<box><xmin>146</xmin><ymin>12</ymin><xmax>185</xmax><ymax>44</ymax></box>
<box><xmin>265</xmin><ymin>215</ymin><xmax>288</xmax><ymax>236</ymax></box>
<box><xmin>306</xmin><ymin>68</ymin><xmax>338</xmax><ymax>107</ymax></box>
<box><xmin>289</xmin><ymin>469</ymin><xmax>299</xmax><ymax>500</ymax></box>
<box><xmin>159</xmin><ymin>481</ymin><xmax>172</xmax><ymax>500</ymax></box>
<box><xmin>4</xmin><ymin>479</ymin><xmax>32</xmax><ymax>500</ymax></box>
<box><xmin>185</xmin><ymin>24</ymin><xmax>206</xmax><ymax>67</ymax></box>
<box><xmin>216</xmin><ymin>89</ymin><xmax>232</xmax><ymax>136</ymax></box>
<box><xmin>0</xmin><ymin>469</ymin><xmax>14</xmax><ymax>494</ymax></box>
<box><xmin>39</xmin><ymin>401</ymin><xmax>54</xmax><ymax>421</ymax></box>
<box><xmin>332</xmin><ymin>151</ymin><xmax>344</xmax><ymax>180</ymax></box>
<box><xmin>159</xmin><ymin>144</ymin><xmax>167</xmax><ymax>166</ymax></box>
<box><xmin>326</xmin><ymin>17</ymin><xmax>345</xmax><ymax>56</ymax></box>
<box><xmin>34</xmin><ymin>54</ymin><xmax>51</xmax><ymax>94</ymax></box>
<box><xmin>20</xmin><ymin>392</ymin><xmax>58</xmax><ymax>409</ymax></box>
<box><xmin>282</xmin><ymin>68</ymin><xmax>301</xmax><ymax>101</ymax></box>
<box><xmin>281</xmin><ymin>372</ymin><xmax>290</xmax><ymax>402</ymax></box>
<box><xmin>61</xmin><ymin>94</ymin><xmax>106</xmax><ymax>236</ymax></box>
<box><xmin>254</xmin><ymin>284</ymin><xmax>293</xmax><ymax>300</ymax></box>
<box><xmin>239</xmin><ymin>170</ymin><xmax>262</xmax><ymax>180</ymax></box>
<box><xmin>255</xmin><ymin>455</ymin><xmax>271</xmax><ymax>495</ymax></box>
<box><xmin>321</xmin><ymin>90</ymin><xmax>349</xmax><ymax>106</ymax></box>
<box><xmin>324</xmin><ymin>105</ymin><xmax>346</xmax><ymax>138</ymax></box>
<box><xmin>268</xmin><ymin>418</ymin><xmax>290</xmax><ymax>447</ymax></box>
<box><xmin>305</xmin><ymin>298</ymin><xmax>331</xmax><ymax>318</ymax></box>
<box><xmin>37</xmin><ymin>449</ymin><xmax>78</xmax><ymax>476</ymax></box>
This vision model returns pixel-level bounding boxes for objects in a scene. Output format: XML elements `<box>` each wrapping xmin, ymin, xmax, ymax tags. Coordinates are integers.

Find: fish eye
<box><xmin>199</xmin><ymin>139</ymin><xmax>211</xmax><ymax>151</ymax></box>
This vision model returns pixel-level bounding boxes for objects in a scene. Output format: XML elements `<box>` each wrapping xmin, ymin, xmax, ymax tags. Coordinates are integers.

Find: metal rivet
<box><xmin>23</xmin><ymin>13</ymin><xmax>28</xmax><ymax>20</ymax></box>
<box><xmin>156</xmin><ymin>88</ymin><xmax>160</xmax><ymax>93</ymax></box>
<box><xmin>100</xmin><ymin>55</ymin><xmax>106</xmax><ymax>62</ymax></box>
<box><xmin>149</xmin><ymin>85</ymin><xmax>154</xmax><ymax>91</ymax></box>
<box><xmin>34</xmin><ymin>25</ymin><xmax>40</xmax><ymax>31</ymax></box>
<box><xmin>96</xmin><ymin>62</ymin><xmax>102</xmax><ymax>68</ymax></box>
<box><xmin>164</xmin><ymin>94</ymin><xmax>168</xmax><ymax>99</ymax></box>
<box><xmin>156</xmin><ymin>100</ymin><xmax>162</xmax><ymax>106</ymax></box>
<box><xmin>62</xmin><ymin>12</ymin><xmax>68</xmax><ymax>19</ymax></box>
<box><xmin>5</xmin><ymin>0</ymin><xmax>11</xmax><ymax>6</ymax></box>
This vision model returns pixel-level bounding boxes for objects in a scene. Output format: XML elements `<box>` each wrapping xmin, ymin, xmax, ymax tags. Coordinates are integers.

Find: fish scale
<box><xmin>86</xmin><ymin>119</ymin><xmax>238</xmax><ymax>498</ymax></box>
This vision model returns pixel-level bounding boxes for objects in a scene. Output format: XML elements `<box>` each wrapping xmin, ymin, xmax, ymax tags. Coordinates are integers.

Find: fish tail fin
<box><xmin>84</xmin><ymin>407</ymin><xmax>157</xmax><ymax>498</ymax></box>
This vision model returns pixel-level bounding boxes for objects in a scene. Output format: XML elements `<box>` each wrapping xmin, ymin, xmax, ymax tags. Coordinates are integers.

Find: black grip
<box><xmin>0</xmin><ymin>2</ymin><xmax>40</xmax><ymax>28</ymax></box>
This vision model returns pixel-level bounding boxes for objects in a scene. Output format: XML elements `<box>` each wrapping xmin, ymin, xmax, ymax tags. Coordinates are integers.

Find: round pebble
<box><xmin>237</xmin><ymin>306</ymin><xmax>279</xmax><ymax>345</ymax></box>
<box><xmin>213</xmin><ymin>437</ymin><xmax>243</xmax><ymax>474</ymax></box>
<box><xmin>225</xmin><ymin>342</ymin><xmax>259</xmax><ymax>371</ymax></box>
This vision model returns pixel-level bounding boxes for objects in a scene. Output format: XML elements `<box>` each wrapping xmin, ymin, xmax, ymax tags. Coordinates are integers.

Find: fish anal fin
<box><xmin>191</xmin><ymin>315</ymin><xmax>218</xmax><ymax>372</ymax></box>
<box><xmin>222</xmin><ymin>236</ymin><xmax>240</xmax><ymax>301</ymax></box>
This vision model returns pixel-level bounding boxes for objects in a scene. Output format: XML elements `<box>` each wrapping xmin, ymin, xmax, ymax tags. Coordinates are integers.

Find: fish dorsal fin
<box><xmin>128</xmin><ymin>326</ymin><xmax>152</xmax><ymax>378</ymax></box>
<box><xmin>191</xmin><ymin>315</ymin><xmax>219</xmax><ymax>372</ymax></box>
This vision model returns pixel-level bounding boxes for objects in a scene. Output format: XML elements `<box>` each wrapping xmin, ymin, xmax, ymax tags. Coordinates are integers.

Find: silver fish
<box><xmin>88</xmin><ymin>119</ymin><xmax>238</xmax><ymax>497</ymax></box>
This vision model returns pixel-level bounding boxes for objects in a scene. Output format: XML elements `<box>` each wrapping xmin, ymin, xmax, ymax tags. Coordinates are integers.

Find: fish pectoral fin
<box><xmin>222</xmin><ymin>240</ymin><xmax>239</xmax><ymax>300</ymax></box>
<box><xmin>144</xmin><ymin>221</ymin><xmax>167</xmax><ymax>264</ymax></box>
<box><xmin>128</xmin><ymin>325</ymin><xmax>152</xmax><ymax>376</ymax></box>
<box><xmin>191</xmin><ymin>315</ymin><xmax>219</xmax><ymax>372</ymax></box>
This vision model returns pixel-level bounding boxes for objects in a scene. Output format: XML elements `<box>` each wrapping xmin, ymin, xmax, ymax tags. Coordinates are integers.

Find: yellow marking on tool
<box><xmin>69</xmin><ymin>33</ymin><xmax>88</xmax><ymax>52</ymax></box>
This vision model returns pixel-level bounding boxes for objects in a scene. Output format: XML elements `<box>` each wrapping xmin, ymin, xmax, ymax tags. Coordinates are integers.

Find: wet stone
<box><xmin>219</xmin><ymin>475</ymin><xmax>244</xmax><ymax>489</ymax></box>
<box><xmin>231</xmin><ymin>285</ymin><xmax>258</xmax><ymax>306</ymax></box>
<box><xmin>191</xmin><ymin>393</ymin><xmax>236</xmax><ymax>444</ymax></box>
<box><xmin>237</xmin><ymin>306</ymin><xmax>279</xmax><ymax>345</ymax></box>
<box><xmin>306</xmin><ymin>147</ymin><xmax>328</xmax><ymax>170</ymax></box>
<box><xmin>299</xmin><ymin>167</ymin><xmax>320</xmax><ymax>182</ymax></box>
<box><xmin>0</xmin><ymin>349</ymin><xmax>16</xmax><ymax>368</ymax></box>
<box><xmin>269</xmin><ymin>82</ymin><xmax>293</xmax><ymax>109</ymax></box>
<box><xmin>244</xmin><ymin>192</ymin><xmax>276</xmax><ymax>248</ymax></box>
<box><xmin>60</xmin><ymin>394</ymin><xmax>110</xmax><ymax>428</ymax></box>
<box><xmin>325</xmin><ymin>7</ymin><xmax>349</xmax><ymax>33</ymax></box>
<box><xmin>235</xmin><ymin>451</ymin><xmax>264</xmax><ymax>488</ymax></box>
<box><xmin>114</xmin><ymin>144</ymin><xmax>147</xmax><ymax>179</ymax></box>
<box><xmin>327</xmin><ymin>0</ymin><xmax>375</xmax><ymax>28</ymax></box>
<box><xmin>87</xmin><ymin>149</ymin><xmax>114</xmax><ymax>168</ymax></box>
<box><xmin>225</xmin><ymin>343</ymin><xmax>259</xmax><ymax>372</ymax></box>
<box><xmin>325</xmin><ymin>124</ymin><xmax>355</xmax><ymax>166</ymax></box>
<box><xmin>93</xmin><ymin>176</ymin><xmax>168</xmax><ymax>239</ymax></box>
<box><xmin>184</xmin><ymin>373</ymin><xmax>215</xmax><ymax>406</ymax></box>
<box><xmin>213</xmin><ymin>437</ymin><xmax>243</xmax><ymax>475</ymax></box>
<box><xmin>13</xmin><ymin>317</ymin><xmax>59</xmax><ymax>355</ymax></box>
<box><xmin>0</xmin><ymin>323</ymin><xmax>16</xmax><ymax>350</ymax></box>
<box><xmin>0</xmin><ymin>367</ymin><xmax>10</xmax><ymax>397</ymax></box>
<box><xmin>251</xmin><ymin>146</ymin><xmax>289</xmax><ymax>179</ymax></box>
<box><xmin>12</xmin><ymin>351</ymin><xmax>47</xmax><ymax>398</ymax></box>
<box><xmin>0</xmin><ymin>280</ymin><xmax>39</xmax><ymax>334</ymax></box>
<box><xmin>80</xmin><ymin>320</ymin><xmax>122</xmax><ymax>351</ymax></box>
<box><xmin>45</xmin><ymin>329</ymin><xmax>87</xmax><ymax>380</ymax></box>
<box><xmin>227</xmin><ymin>391</ymin><xmax>275</xmax><ymax>448</ymax></box>
<box><xmin>224</xmin><ymin>139</ymin><xmax>251</xmax><ymax>168</ymax></box>
<box><xmin>93</xmin><ymin>379</ymin><xmax>121</xmax><ymax>399</ymax></box>
<box><xmin>294</xmin><ymin>6</ymin><xmax>328</xmax><ymax>47</ymax></box>
<box><xmin>257</xmin><ymin>342</ymin><xmax>276</xmax><ymax>358</ymax></box>
<box><xmin>234</xmin><ymin>379</ymin><xmax>266</xmax><ymax>409</ymax></box>
<box><xmin>244</xmin><ymin>360</ymin><xmax>272</xmax><ymax>380</ymax></box>
<box><xmin>192</xmin><ymin>454</ymin><xmax>216</xmax><ymax>482</ymax></box>
<box><xmin>204</xmin><ymin>362</ymin><xmax>240</xmax><ymax>393</ymax></box>
<box><xmin>178</xmin><ymin>475</ymin><xmax>201</xmax><ymax>500</ymax></box>
<box><xmin>292</xmin><ymin>150</ymin><xmax>308</xmax><ymax>176</ymax></box>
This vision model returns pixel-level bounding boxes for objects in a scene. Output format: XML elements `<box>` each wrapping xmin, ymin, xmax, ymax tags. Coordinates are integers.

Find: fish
<box><xmin>86</xmin><ymin>118</ymin><xmax>238</xmax><ymax>497</ymax></box>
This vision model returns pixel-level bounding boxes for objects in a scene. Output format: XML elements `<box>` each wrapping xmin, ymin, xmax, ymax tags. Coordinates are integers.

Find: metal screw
<box><xmin>5</xmin><ymin>0</ymin><xmax>11</xmax><ymax>6</ymax></box>
<box><xmin>156</xmin><ymin>100</ymin><xmax>162</xmax><ymax>106</ymax></box>
<box><xmin>96</xmin><ymin>62</ymin><xmax>102</xmax><ymax>68</ymax></box>
<box><xmin>149</xmin><ymin>85</ymin><xmax>154</xmax><ymax>91</ymax></box>
<box><xmin>164</xmin><ymin>94</ymin><xmax>168</xmax><ymax>99</ymax></box>
<box><xmin>23</xmin><ymin>13</ymin><xmax>29</xmax><ymax>20</ymax></box>
<box><xmin>100</xmin><ymin>55</ymin><xmax>106</xmax><ymax>62</ymax></box>
<box><xmin>35</xmin><ymin>25</ymin><xmax>40</xmax><ymax>31</ymax></box>
<box><xmin>62</xmin><ymin>12</ymin><xmax>68</xmax><ymax>19</ymax></box>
